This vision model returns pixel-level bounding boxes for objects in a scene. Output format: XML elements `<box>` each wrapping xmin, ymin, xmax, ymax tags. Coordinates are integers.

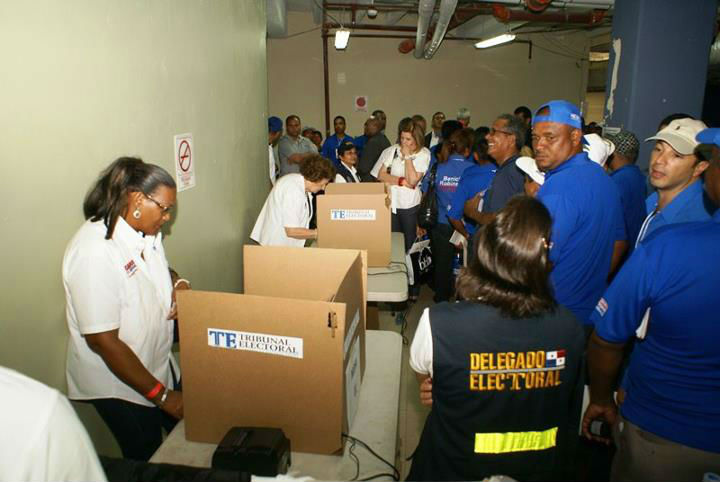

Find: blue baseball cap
<box><xmin>696</xmin><ymin>128</ymin><xmax>720</xmax><ymax>148</ymax></box>
<box><xmin>268</xmin><ymin>116</ymin><xmax>283</xmax><ymax>133</ymax></box>
<box><xmin>532</xmin><ymin>100</ymin><xmax>583</xmax><ymax>130</ymax></box>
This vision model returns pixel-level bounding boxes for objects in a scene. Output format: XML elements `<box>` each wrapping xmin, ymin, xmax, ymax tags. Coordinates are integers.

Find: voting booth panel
<box><xmin>317</xmin><ymin>183</ymin><xmax>391</xmax><ymax>267</ymax></box>
<box><xmin>177</xmin><ymin>247</ymin><xmax>366</xmax><ymax>455</ymax></box>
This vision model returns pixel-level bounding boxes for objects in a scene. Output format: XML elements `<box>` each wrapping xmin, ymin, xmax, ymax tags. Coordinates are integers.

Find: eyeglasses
<box><xmin>145</xmin><ymin>194</ymin><xmax>173</xmax><ymax>214</ymax></box>
<box><xmin>490</xmin><ymin>128</ymin><xmax>513</xmax><ymax>136</ymax></box>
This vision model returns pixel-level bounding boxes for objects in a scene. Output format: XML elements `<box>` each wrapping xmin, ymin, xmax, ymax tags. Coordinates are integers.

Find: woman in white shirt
<box><xmin>251</xmin><ymin>154</ymin><xmax>336</xmax><ymax>247</ymax></box>
<box><xmin>371</xmin><ymin>117</ymin><xmax>430</xmax><ymax>252</ymax></box>
<box><xmin>63</xmin><ymin>157</ymin><xmax>189</xmax><ymax>461</ymax></box>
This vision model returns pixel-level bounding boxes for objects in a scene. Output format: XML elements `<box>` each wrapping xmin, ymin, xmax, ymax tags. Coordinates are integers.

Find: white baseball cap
<box><xmin>583</xmin><ymin>133</ymin><xmax>615</xmax><ymax>167</ymax></box>
<box><xmin>645</xmin><ymin>118</ymin><xmax>708</xmax><ymax>155</ymax></box>
<box><xmin>515</xmin><ymin>156</ymin><xmax>545</xmax><ymax>185</ymax></box>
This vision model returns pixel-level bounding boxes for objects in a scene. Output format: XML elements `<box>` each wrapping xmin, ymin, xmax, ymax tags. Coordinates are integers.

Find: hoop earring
<box><xmin>133</xmin><ymin>208</ymin><xmax>141</xmax><ymax>219</ymax></box>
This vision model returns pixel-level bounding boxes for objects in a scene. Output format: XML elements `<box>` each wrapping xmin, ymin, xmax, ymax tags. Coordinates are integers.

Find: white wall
<box><xmin>0</xmin><ymin>0</ymin><xmax>268</xmax><ymax>455</ymax></box>
<box><xmin>269</xmin><ymin>11</ymin><xmax>591</xmax><ymax>136</ymax></box>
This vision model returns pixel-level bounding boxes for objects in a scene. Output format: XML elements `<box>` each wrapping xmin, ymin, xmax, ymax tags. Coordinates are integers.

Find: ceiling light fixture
<box><xmin>474</xmin><ymin>33</ymin><xmax>516</xmax><ymax>49</ymax></box>
<box><xmin>335</xmin><ymin>29</ymin><xmax>350</xmax><ymax>50</ymax></box>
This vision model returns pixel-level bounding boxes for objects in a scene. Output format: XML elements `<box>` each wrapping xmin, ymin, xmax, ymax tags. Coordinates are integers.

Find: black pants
<box><xmin>430</xmin><ymin>223</ymin><xmax>455</xmax><ymax>303</ymax></box>
<box><xmin>392</xmin><ymin>206</ymin><xmax>420</xmax><ymax>296</ymax></box>
<box><xmin>89</xmin><ymin>398</ymin><xmax>178</xmax><ymax>461</ymax></box>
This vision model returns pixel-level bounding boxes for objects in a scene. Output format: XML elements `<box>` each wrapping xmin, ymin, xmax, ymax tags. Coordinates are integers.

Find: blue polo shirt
<box><xmin>537</xmin><ymin>152</ymin><xmax>626</xmax><ymax>324</ymax></box>
<box><xmin>321</xmin><ymin>134</ymin><xmax>354</xmax><ymax>166</ymax></box>
<box><xmin>447</xmin><ymin>163</ymin><xmax>497</xmax><ymax>237</ymax></box>
<box><xmin>421</xmin><ymin>154</ymin><xmax>473</xmax><ymax>225</ymax></box>
<box><xmin>610</xmin><ymin>165</ymin><xmax>647</xmax><ymax>252</ymax></box>
<box><xmin>591</xmin><ymin>211</ymin><xmax>720</xmax><ymax>453</ymax></box>
<box><xmin>481</xmin><ymin>155</ymin><xmax>524</xmax><ymax>214</ymax></box>
<box><xmin>639</xmin><ymin>179</ymin><xmax>715</xmax><ymax>243</ymax></box>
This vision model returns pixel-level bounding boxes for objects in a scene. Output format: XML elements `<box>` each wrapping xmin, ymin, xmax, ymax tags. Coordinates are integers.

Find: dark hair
<box><xmin>83</xmin><ymin>157</ymin><xmax>176</xmax><ymax>240</ymax></box>
<box><xmin>300</xmin><ymin>154</ymin><xmax>336</xmax><ymax>182</ymax></box>
<box><xmin>658</xmin><ymin>112</ymin><xmax>694</xmax><ymax>131</ymax></box>
<box><xmin>514</xmin><ymin>106</ymin><xmax>532</xmax><ymax>120</ymax></box>
<box><xmin>411</xmin><ymin>114</ymin><xmax>427</xmax><ymax>134</ymax></box>
<box><xmin>286</xmin><ymin>114</ymin><xmax>300</xmax><ymax>125</ymax></box>
<box><xmin>456</xmin><ymin>196</ymin><xmax>556</xmax><ymax>318</ymax></box>
<box><xmin>498</xmin><ymin>113</ymin><xmax>526</xmax><ymax>151</ymax></box>
<box><xmin>441</xmin><ymin>120</ymin><xmax>463</xmax><ymax>140</ymax></box>
<box><xmin>450</xmin><ymin>128</ymin><xmax>474</xmax><ymax>156</ymax></box>
<box><xmin>333</xmin><ymin>115</ymin><xmax>346</xmax><ymax>124</ymax></box>
<box><xmin>396</xmin><ymin>117</ymin><xmax>424</xmax><ymax>153</ymax></box>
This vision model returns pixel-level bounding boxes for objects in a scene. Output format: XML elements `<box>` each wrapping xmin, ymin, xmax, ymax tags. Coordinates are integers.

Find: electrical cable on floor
<box><xmin>342</xmin><ymin>433</ymin><xmax>401</xmax><ymax>481</ymax></box>
<box><xmin>348</xmin><ymin>436</ymin><xmax>360</xmax><ymax>481</ymax></box>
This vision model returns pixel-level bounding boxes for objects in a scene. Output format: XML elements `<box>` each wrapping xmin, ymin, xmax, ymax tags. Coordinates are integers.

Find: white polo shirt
<box><xmin>0</xmin><ymin>366</ymin><xmax>108</xmax><ymax>482</ymax></box>
<box><xmin>63</xmin><ymin>217</ymin><xmax>176</xmax><ymax>407</ymax></box>
<box><xmin>370</xmin><ymin>144</ymin><xmax>430</xmax><ymax>212</ymax></box>
<box><xmin>250</xmin><ymin>173</ymin><xmax>312</xmax><ymax>247</ymax></box>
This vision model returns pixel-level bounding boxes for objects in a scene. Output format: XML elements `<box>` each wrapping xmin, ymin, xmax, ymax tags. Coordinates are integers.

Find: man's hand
<box><xmin>288</xmin><ymin>153</ymin><xmax>305</xmax><ymax>165</ymax></box>
<box><xmin>160</xmin><ymin>390</ymin><xmax>184</xmax><ymax>419</ymax></box>
<box><xmin>581</xmin><ymin>401</ymin><xmax>618</xmax><ymax>445</ymax></box>
<box><xmin>419</xmin><ymin>377</ymin><xmax>433</xmax><ymax>407</ymax></box>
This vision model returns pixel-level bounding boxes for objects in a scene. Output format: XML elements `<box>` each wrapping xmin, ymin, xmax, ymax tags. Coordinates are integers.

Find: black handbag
<box><xmin>417</xmin><ymin>161</ymin><xmax>439</xmax><ymax>230</ymax></box>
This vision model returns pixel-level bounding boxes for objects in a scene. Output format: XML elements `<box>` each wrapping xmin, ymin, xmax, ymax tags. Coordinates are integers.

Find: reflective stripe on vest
<box><xmin>474</xmin><ymin>427</ymin><xmax>558</xmax><ymax>454</ymax></box>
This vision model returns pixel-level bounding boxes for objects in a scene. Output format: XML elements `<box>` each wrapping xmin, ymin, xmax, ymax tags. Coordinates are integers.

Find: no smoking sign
<box><xmin>174</xmin><ymin>133</ymin><xmax>196</xmax><ymax>192</ymax></box>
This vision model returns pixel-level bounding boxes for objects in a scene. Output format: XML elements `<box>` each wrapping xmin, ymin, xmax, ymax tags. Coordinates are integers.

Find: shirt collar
<box><xmin>655</xmin><ymin>179</ymin><xmax>705</xmax><ymax>220</ymax></box>
<box><xmin>113</xmin><ymin>216</ymin><xmax>148</xmax><ymax>256</ymax></box>
<box><xmin>448</xmin><ymin>153</ymin><xmax>467</xmax><ymax>163</ymax></box>
<box><xmin>496</xmin><ymin>154</ymin><xmax>520</xmax><ymax>171</ymax></box>
<box><xmin>544</xmin><ymin>151</ymin><xmax>590</xmax><ymax>180</ymax></box>
<box><xmin>341</xmin><ymin>161</ymin><xmax>357</xmax><ymax>173</ymax></box>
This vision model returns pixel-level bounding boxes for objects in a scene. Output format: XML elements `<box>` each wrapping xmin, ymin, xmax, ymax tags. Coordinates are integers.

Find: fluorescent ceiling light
<box><xmin>335</xmin><ymin>29</ymin><xmax>350</xmax><ymax>50</ymax></box>
<box><xmin>474</xmin><ymin>33</ymin><xmax>516</xmax><ymax>49</ymax></box>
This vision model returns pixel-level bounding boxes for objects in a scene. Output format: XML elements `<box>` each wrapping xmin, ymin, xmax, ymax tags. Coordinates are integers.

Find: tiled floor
<box><xmin>375</xmin><ymin>284</ymin><xmax>434</xmax><ymax>480</ymax></box>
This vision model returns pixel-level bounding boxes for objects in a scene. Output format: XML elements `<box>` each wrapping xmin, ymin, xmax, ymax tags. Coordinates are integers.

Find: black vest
<box><xmin>336</xmin><ymin>162</ymin><xmax>358</xmax><ymax>183</ymax></box>
<box><xmin>407</xmin><ymin>302</ymin><xmax>585</xmax><ymax>481</ymax></box>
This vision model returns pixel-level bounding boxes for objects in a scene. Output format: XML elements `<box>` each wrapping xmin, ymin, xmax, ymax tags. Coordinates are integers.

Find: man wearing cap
<box><xmin>635</xmin><ymin>118</ymin><xmax>714</xmax><ymax>245</ymax></box>
<box><xmin>268</xmin><ymin>116</ymin><xmax>283</xmax><ymax>186</ymax></box>
<box><xmin>277</xmin><ymin>115</ymin><xmax>318</xmax><ymax>177</ymax></box>
<box><xmin>463</xmin><ymin>114</ymin><xmax>526</xmax><ymax>227</ymax></box>
<box><xmin>582</xmin><ymin>127</ymin><xmax>720</xmax><ymax>481</ymax></box>
<box><xmin>321</xmin><ymin>115</ymin><xmax>354</xmax><ymax>167</ymax></box>
<box><xmin>606</xmin><ymin>130</ymin><xmax>646</xmax><ymax>253</ymax></box>
<box><xmin>532</xmin><ymin>100</ymin><xmax>626</xmax><ymax>327</ymax></box>
<box><xmin>334</xmin><ymin>140</ymin><xmax>360</xmax><ymax>183</ymax></box>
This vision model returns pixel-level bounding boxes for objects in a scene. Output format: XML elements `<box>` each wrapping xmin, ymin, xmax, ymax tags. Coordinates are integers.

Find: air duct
<box><xmin>423</xmin><ymin>0</ymin><xmax>459</xmax><ymax>59</ymax></box>
<box><xmin>414</xmin><ymin>0</ymin><xmax>437</xmax><ymax>59</ymax></box>
<box><xmin>266</xmin><ymin>0</ymin><xmax>288</xmax><ymax>38</ymax></box>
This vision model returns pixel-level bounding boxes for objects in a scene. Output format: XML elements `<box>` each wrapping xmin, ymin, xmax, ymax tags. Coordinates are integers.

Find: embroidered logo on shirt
<box><xmin>545</xmin><ymin>350</ymin><xmax>566</xmax><ymax>368</ymax></box>
<box><xmin>124</xmin><ymin>260</ymin><xmax>138</xmax><ymax>278</ymax></box>
<box><xmin>595</xmin><ymin>297</ymin><xmax>608</xmax><ymax>317</ymax></box>
<box><xmin>468</xmin><ymin>349</ymin><xmax>566</xmax><ymax>392</ymax></box>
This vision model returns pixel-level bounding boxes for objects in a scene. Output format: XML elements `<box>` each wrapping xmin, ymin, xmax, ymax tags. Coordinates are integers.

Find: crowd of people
<box><xmin>258</xmin><ymin>103</ymin><xmax>720</xmax><ymax>481</ymax></box>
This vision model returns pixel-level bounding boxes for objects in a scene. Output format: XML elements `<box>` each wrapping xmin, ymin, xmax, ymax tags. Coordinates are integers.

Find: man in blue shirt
<box><xmin>635</xmin><ymin>118</ymin><xmax>714</xmax><ymax>244</ymax></box>
<box><xmin>463</xmin><ymin>114</ymin><xmax>525</xmax><ymax>226</ymax></box>
<box><xmin>321</xmin><ymin>115</ymin><xmax>353</xmax><ymax>167</ymax></box>
<box><xmin>581</xmin><ymin>128</ymin><xmax>720</xmax><ymax>482</ymax></box>
<box><xmin>532</xmin><ymin>100</ymin><xmax>626</xmax><ymax>326</ymax></box>
<box><xmin>606</xmin><ymin>130</ymin><xmax>646</xmax><ymax>254</ymax></box>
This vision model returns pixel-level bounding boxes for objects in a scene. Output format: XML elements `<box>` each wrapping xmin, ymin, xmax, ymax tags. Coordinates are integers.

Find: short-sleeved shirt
<box><xmin>321</xmin><ymin>134</ymin><xmax>354</xmax><ymax>167</ymax></box>
<box><xmin>420</xmin><ymin>153</ymin><xmax>473</xmax><ymax>225</ymax></box>
<box><xmin>63</xmin><ymin>218</ymin><xmax>176</xmax><ymax>406</ymax></box>
<box><xmin>276</xmin><ymin>135</ymin><xmax>318</xmax><ymax>177</ymax></box>
<box><xmin>0</xmin><ymin>367</ymin><xmax>108</xmax><ymax>482</ymax></box>
<box><xmin>447</xmin><ymin>163</ymin><xmax>497</xmax><ymax>236</ymax></box>
<box><xmin>481</xmin><ymin>154</ymin><xmax>524</xmax><ymax>213</ymax></box>
<box><xmin>537</xmin><ymin>152</ymin><xmax>626</xmax><ymax>324</ymax></box>
<box><xmin>638</xmin><ymin>179</ymin><xmax>715</xmax><ymax>243</ymax></box>
<box><xmin>251</xmin><ymin>173</ymin><xmax>312</xmax><ymax>247</ymax></box>
<box><xmin>609</xmin><ymin>165</ymin><xmax>646</xmax><ymax>250</ymax></box>
<box><xmin>370</xmin><ymin>145</ymin><xmax>431</xmax><ymax>212</ymax></box>
<box><xmin>591</xmin><ymin>212</ymin><xmax>720</xmax><ymax>453</ymax></box>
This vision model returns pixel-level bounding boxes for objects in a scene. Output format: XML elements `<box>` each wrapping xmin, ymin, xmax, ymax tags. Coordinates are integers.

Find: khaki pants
<box><xmin>611</xmin><ymin>416</ymin><xmax>720</xmax><ymax>482</ymax></box>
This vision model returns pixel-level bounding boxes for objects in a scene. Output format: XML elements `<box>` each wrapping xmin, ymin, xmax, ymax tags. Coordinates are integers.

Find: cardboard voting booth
<box><xmin>177</xmin><ymin>245</ymin><xmax>367</xmax><ymax>455</ymax></box>
<box><xmin>317</xmin><ymin>183</ymin><xmax>391</xmax><ymax>267</ymax></box>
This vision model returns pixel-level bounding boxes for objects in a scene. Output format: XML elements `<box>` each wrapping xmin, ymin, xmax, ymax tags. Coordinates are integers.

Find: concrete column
<box><xmin>604</xmin><ymin>0</ymin><xmax>716</xmax><ymax>171</ymax></box>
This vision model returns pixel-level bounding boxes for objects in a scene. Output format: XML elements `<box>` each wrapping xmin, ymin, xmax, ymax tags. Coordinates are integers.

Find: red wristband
<box><xmin>145</xmin><ymin>382</ymin><xmax>164</xmax><ymax>400</ymax></box>
<box><xmin>398</xmin><ymin>177</ymin><xmax>405</xmax><ymax>186</ymax></box>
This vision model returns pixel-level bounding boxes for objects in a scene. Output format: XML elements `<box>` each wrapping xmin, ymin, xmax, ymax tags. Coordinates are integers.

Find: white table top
<box><xmin>367</xmin><ymin>232</ymin><xmax>407</xmax><ymax>303</ymax></box>
<box><xmin>151</xmin><ymin>331</ymin><xmax>403</xmax><ymax>481</ymax></box>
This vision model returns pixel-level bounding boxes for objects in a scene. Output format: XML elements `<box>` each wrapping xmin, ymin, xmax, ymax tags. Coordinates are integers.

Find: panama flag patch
<box><xmin>595</xmin><ymin>297</ymin><xmax>608</xmax><ymax>317</ymax></box>
<box><xmin>545</xmin><ymin>349</ymin><xmax>566</xmax><ymax>368</ymax></box>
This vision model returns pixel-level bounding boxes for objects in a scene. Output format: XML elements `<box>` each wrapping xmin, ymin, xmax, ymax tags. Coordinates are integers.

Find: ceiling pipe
<box><xmin>492</xmin><ymin>4</ymin><xmax>606</xmax><ymax>24</ymax></box>
<box><xmin>487</xmin><ymin>0</ymin><xmax>613</xmax><ymax>8</ymax></box>
<box><xmin>415</xmin><ymin>0</ymin><xmax>437</xmax><ymax>59</ymax></box>
<box><xmin>526</xmin><ymin>0</ymin><xmax>553</xmax><ymax>12</ymax></box>
<box><xmin>423</xmin><ymin>0</ymin><xmax>459</xmax><ymax>59</ymax></box>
